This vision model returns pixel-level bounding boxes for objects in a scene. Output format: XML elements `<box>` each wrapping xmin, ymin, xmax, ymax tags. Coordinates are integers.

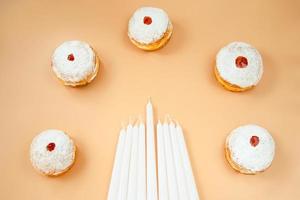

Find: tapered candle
<box><xmin>137</xmin><ymin>122</ymin><xmax>146</xmax><ymax>200</ymax></box>
<box><xmin>146</xmin><ymin>100</ymin><xmax>158</xmax><ymax>200</ymax></box>
<box><xmin>117</xmin><ymin>124</ymin><xmax>133</xmax><ymax>200</ymax></box>
<box><xmin>127</xmin><ymin>125</ymin><xmax>139</xmax><ymax>200</ymax></box>
<box><xmin>163</xmin><ymin>122</ymin><xmax>179</xmax><ymax>200</ymax></box>
<box><xmin>157</xmin><ymin>121</ymin><xmax>169</xmax><ymax>200</ymax></box>
<box><xmin>107</xmin><ymin>129</ymin><xmax>126</xmax><ymax>200</ymax></box>
<box><xmin>176</xmin><ymin>124</ymin><xmax>200</xmax><ymax>200</ymax></box>
<box><xmin>170</xmin><ymin>122</ymin><xmax>189</xmax><ymax>200</ymax></box>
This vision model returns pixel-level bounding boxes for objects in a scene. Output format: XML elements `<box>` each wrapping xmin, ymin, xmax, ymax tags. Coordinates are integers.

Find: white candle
<box><xmin>163</xmin><ymin>122</ymin><xmax>179</xmax><ymax>200</ymax></box>
<box><xmin>137</xmin><ymin>122</ymin><xmax>146</xmax><ymax>200</ymax></box>
<box><xmin>127</xmin><ymin>125</ymin><xmax>139</xmax><ymax>200</ymax></box>
<box><xmin>107</xmin><ymin>129</ymin><xmax>126</xmax><ymax>200</ymax></box>
<box><xmin>170</xmin><ymin>122</ymin><xmax>190</xmax><ymax>200</ymax></box>
<box><xmin>146</xmin><ymin>100</ymin><xmax>158</xmax><ymax>200</ymax></box>
<box><xmin>176</xmin><ymin>124</ymin><xmax>199</xmax><ymax>200</ymax></box>
<box><xmin>117</xmin><ymin>124</ymin><xmax>133</xmax><ymax>200</ymax></box>
<box><xmin>157</xmin><ymin>121</ymin><xmax>169</xmax><ymax>200</ymax></box>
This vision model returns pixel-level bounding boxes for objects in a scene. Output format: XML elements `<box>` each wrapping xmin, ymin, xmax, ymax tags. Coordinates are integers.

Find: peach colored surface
<box><xmin>0</xmin><ymin>0</ymin><xmax>300</xmax><ymax>199</ymax></box>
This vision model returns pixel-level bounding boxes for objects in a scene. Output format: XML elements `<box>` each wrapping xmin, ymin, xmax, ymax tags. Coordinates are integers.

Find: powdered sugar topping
<box><xmin>227</xmin><ymin>124</ymin><xmax>275</xmax><ymax>173</ymax></box>
<box><xmin>128</xmin><ymin>7</ymin><xmax>170</xmax><ymax>44</ymax></box>
<box><xmin>52</xmin><ymin>40</ymin><xmax>96</xmax><ymax>83</ymax></box>
<box><xmin>216</xmin><ymin>42</ymin><xmax>263</xmax><ymax>88</ymax></box>
<box><xmin>30</xmin><ymin>129</ymin><xmax>75</xmax><ymax>175</ymax></box>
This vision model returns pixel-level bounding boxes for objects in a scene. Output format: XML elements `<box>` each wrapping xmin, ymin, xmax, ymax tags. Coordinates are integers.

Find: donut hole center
<box><xmin>235</xmin><ymin>56</ymin><xmax>248</xmax><ymax>68</ymax></box>
<box><xmin>46</xmin><ymin>142</ymin><xmax>56</xmax><ymax>152</ymax></box>
<box><xmin>67</xmin><ymin>53</ymin><xmax>75</xmax><ymax>61</ymax></box>
<box><xmin>143</xmin><ymin>16</ymin><xmax>152</xmax><ymax>25</ymax></box>
<box><xmin>250</xmin><ymin>136</ymin><xmax>259</xmax><ymax>147</ymax></box>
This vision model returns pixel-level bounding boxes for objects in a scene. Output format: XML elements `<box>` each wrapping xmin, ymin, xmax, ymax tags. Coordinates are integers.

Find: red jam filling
<box><xmin>235</xmin><ymin>56</ymin><xmax>248</xmax><ymax>68</ymax></box>
<box><xmin>67</xmin><ymin>53</ymin><xmax>75</xmax><ymax>61</ymax></box>
<box><xmin>143</xmin><ymin>16</ymin><xmax>152</xmax><ymax>25</ymax></box>
<box><xmin>250</xmin><ymin>136</ymin><xmax>259</xmax><ymax>147</ymax></box>
<box><xmin>46</xmin><ymin>142</ymin><xmax>56</xmax><ymax>152</ymax></box>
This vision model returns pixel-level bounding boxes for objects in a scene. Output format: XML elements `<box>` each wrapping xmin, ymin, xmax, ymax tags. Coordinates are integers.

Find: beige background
<box><xmin>0</xmin><ymin>0</ymin><xmax>300</xmax><ymax>199</ymax></box>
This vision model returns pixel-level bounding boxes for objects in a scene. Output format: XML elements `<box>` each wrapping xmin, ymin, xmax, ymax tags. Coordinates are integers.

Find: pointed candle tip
<box><xmin>128</xmin><ymin>116</ymin><xmax>137</xmax><ymax>125</ymax></box>
<box><xmin>164</xmin><ymin>114</ymin><xmax>171</xmax><ymax>124</ymax></box>
<box><xmin>170</xmin><ymin>120</ymin><xmax>175</xmax><ymax>126</ymax></box>
<box><xmin>146</xmin><ymin>100</ymin><xmax>153</xmax><ymax>110</ymax></box>
<box><xmin>166</xmin><ymin>114</ymin><xmax>172</xmax><ymax>121</ymax></box>
<box><xmin>147</xmin><ymin>97</ymin><xmax>153</xmax><ymax>105</ymax></box>
<box><xmin>140</xmin><ymin>122</ymin><xmax>145</xmax><ymax>128</ymax></box>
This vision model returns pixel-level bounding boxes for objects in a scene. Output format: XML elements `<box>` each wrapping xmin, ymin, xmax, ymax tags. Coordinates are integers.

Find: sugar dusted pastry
<box><xmin>52</xmin><ymin>40</ymin><xmax>100</xmax><ymax>86</ymax></box>
<box><xmin>30</xmin><ymin>129</ymin><xmax>76</xmax><ymax>176</ymax></box>
<box><xmin>128</xmin><ymin>7</ymin><xmax>173</xmax><ymax>51</ymax></box>
<box><xmin>225</xmin><ymin>124</ymin><xmax>275</xmax><ymax>174</ymax></box>
<box><xmin>215</xmin><ymin>42</ymin><xmax>263</xmax><ymax>92</ymax></box>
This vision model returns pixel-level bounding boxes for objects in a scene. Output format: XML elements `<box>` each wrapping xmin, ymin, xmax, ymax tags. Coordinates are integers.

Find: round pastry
<box><xmin>52</xmin><ymin>40</ymin><xmax>100</xmax><ymax>87</ymax></box>
<box><xmin>225</xmin><ymin>124</ymin><xmax>275</xmax><ymax>175</ymax></box>
<box><xmin>30</xmin><ymin>129</ymin><xmax>76</xmax><ymax>176</ymax></box>
<box><xmin>215</xmin><ymin>42</ymin><xmax>263</xmax><ymax>92</ymax></box>
<box><xmin>128</xmin><ymin>6</ymin><xmax>173</xmax><ymax>51</ymax></box>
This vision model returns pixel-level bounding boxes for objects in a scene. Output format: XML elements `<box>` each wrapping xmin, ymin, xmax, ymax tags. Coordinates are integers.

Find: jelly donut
<box><xmin>225</xmin><ymin>124</ymin><xmax>275</xmax><ymax>174</ymax></box>
<box><xmin>215</xmin><ymin>42</ymin><xmax>263</xmax><ymax>92</ymax></box>
<box><xmin>128</xmin><ymin>7</ymin><xmax>173</xmax><ymax>51</ymax></box>
<box><xmin>52</xmin><ymin>40</ymin><xmax>100</xmax><ymax>87</ymax></box>
<box><xmin>30</xmin><ymin>129</ymin><xmax>76</xmax><ymax>176</ymax></box>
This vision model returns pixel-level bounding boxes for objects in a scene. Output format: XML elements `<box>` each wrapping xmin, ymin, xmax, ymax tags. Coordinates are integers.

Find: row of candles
<box><xmin>107</xmin><ymin>100</ymin><xmax>199</xmax><ymax>200</ymax></box>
